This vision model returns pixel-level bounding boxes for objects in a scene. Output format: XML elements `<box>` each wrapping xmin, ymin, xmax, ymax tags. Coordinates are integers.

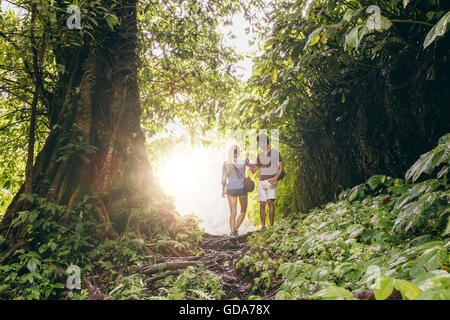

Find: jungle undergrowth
<box><xmin>0</xmin><ymin>194</ymin><xmax>203</xmax><ymax>300</ymax></box>
<box><xmin>235</xmin><ymin>134</ymin><xmax>450</xmax><ymax>300</ymax></box>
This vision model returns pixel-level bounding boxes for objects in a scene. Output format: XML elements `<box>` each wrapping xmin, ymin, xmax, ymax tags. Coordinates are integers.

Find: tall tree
<box><xmin>0</xmin><ymin>0</ymin><xmax>160</xmax><ymax>240</ymax></box>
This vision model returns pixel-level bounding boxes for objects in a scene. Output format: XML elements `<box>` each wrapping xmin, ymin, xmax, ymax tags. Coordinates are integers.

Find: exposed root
<box><xmin>83</xmin><ymin>276</ymin><xmax>108</xmax><ymax>300</ymax></box>
<box><xmin>353</xmin><ymin>288</ymin><xmax>402</xmax><ymax>300</ymax></box>
<box><xmin>144</xmin><ymin>270</ymin><xmax>180</xmax><ymax>286</ymax></box>
<box><xmin>141</xmin><ymin>261</ymin><xmax>201</xmax><ymax>275</ymax></box>
<box><xmin>139</xmin><ymin>231</ymin><xmax>256</xmax><ymax>299</ymax></box>
<box><xmin>95</xmin><ymin>200</ymin><xmax>119</xmax><ymax>240</ymax></box>
<box><xmin>59</xmin><ymin>183</ymin><xmax>81</xmax><ymax>222</ymax></box>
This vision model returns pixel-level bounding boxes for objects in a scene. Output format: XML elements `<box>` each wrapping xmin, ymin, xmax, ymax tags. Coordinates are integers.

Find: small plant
<box><xmin>235</xmin><ymin>251</ymin><xmax>281</xmax><ymax>294</ymax></box>
<box><xmin>151</xmin><ymin>266</ymin><xmax>224</xmax><ymax>300</ymax></box>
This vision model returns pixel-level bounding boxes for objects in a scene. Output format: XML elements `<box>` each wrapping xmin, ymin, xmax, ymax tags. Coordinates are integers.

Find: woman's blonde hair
<box><xmin>226</xmin><ymin>145</ymin><xmax>240</xmax><ymax>175</ymax></box>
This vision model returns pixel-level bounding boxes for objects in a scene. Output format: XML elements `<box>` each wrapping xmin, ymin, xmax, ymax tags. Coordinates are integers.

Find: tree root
<box><xmin>352</xmin><ymin>288</ymin><xmax>402</xmax><ymax>300</ymax></box>
<box><xmin>83</xmin><ymin>276</ymin><xmax>108</xmax><ymax>300</ymax></box>
<box><xmin>144</xmin><ymin>270</ymin><xmax>180</xmax><ymax>286</ymax></box>
<box><xmin>140</xmin><ymin>261</ymin><xmax>200</xmax><ymax>275</ymax></box>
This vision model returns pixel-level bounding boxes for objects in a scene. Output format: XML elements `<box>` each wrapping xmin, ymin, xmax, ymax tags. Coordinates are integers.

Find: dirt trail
<box><xmin>141</xmin><ymin>231</ymin><xmax>258</xmax><ymax>299</ymax></box>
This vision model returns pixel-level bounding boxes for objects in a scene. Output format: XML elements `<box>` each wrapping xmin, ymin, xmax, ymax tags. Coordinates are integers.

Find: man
<box><xmin>248</xmin><ymin>133</ymin><xmax>283</xmax><ymax>229</ymax></box>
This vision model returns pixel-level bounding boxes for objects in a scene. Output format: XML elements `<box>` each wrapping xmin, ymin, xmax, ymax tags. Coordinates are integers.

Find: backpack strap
<box><xmin>231</xmin><ymin>163</ymin><xmax>245</xmax><ymax>179</ymax></box>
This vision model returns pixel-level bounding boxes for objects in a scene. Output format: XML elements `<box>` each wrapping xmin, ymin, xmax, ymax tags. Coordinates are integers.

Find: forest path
<box><xmin>141</xmin><ymin>231</ymin><xmax>266</xmax><ymax>299</ymax></box>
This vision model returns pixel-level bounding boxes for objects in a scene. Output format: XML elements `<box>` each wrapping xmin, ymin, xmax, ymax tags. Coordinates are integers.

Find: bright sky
<box><xmin>1</xmin><ymin>2</ymin><xmax>26</xmax><ymax>16</ymax></box>
<box><xmin>218</xmin><ymin>12</ymin><xmax>256</xmax><ymax>81</ymax></box>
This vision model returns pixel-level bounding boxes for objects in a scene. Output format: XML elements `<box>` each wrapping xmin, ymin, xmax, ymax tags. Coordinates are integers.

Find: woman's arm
<box><xmin>221</xmin><ymin>162</ymin><xmax>227</xmax><ymax>197</ymax></box>
<box><xmin>246</xmin><ymin>157</ymin><xmax>259</xmax><ymax>174</ymax></box>
<box><xmin>221</xmin><ymin>184</ymin><xmax>226</xmax><ymax>198</ymax></box>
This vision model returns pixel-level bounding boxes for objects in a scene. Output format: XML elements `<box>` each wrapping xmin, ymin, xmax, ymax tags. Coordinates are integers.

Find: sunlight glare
<box><xmin>157</xmin><ymin>142</ymin><xmax>254</xmax><ymax>235</ymax></box>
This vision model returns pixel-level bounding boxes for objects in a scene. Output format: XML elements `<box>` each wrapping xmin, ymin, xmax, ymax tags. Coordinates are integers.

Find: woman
<box><xmin>221</xmin><ymin>145</ymin><xmax>249</xmax><ymax>237</ymax></box>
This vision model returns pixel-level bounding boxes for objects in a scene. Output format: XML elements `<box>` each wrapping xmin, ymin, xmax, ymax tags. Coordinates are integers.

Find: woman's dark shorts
<box><xmin>226</xmin><ymin>188</ymin><xmax>247</xmax><ymax>197</ymax></box>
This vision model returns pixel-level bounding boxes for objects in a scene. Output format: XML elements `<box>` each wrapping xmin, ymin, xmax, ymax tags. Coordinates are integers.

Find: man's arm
<box><xmin>268</xmin><ymin>161</ymin><xmax>283</xmax><ymax>184</ymax></box>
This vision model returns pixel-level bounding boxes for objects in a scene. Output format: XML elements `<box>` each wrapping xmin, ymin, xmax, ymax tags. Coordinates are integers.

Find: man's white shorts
<box><xmin>258</xmin><ymin>180</ymin><xmax>278</xmax><ymax>202</ymax></box>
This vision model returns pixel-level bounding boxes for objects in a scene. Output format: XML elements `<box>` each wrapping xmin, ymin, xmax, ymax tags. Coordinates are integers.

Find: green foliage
<box><xmin>56</xmin><ymin>135</ymin><xmax>98</xmax><ymax>164</ymax></box>
<box><xmin>151</xmin><ymin>266</ymin><xmax>224</xmax><ymax>300</ymax></box>
<box><xmin>405</xmin><ymin>133</ymin><xmax>450</xmax><ymax>182</ymax></box>
<box><xmin>240</xmin><ymin>0</ymin><xmax>450</xmax><ymax>213</ymax></box>
<box><xmin>137</xmin><ymin>0</ymin><xmax>247</xmax><ymax>134</ymax></box>
<box><xmin>0</xmin><ymin>193</ymin><xmax>204</xmax><ymax>300</ymax></box>
<box><xmin>108</xmin><ymin>274</ymin><xmax>147</xmax><ymax>300</ymax></box>
<box><xmin>0</xmin><ymin>195</ymin><xmax>96</xmax><ymax>299</ymax></box>
<box><xmin>138</xmin><ymin>199</ymin><xmax>204</xmax><ymax>256</ymax></box>
<box><xmin>424</xmin><ymin>11</ymin><xmax>450</xmax><ymax>48</ymax></box>
<box><xmin>235</xmin><ymin>251</ymin><xmax>281</xmax><ymax>294</ymax></box>
<box><xmin>311</xmin><ymin>284</ymin><xmax>354</xmax><ymax>300</ymax></box>
<box><xmin>237</xmin><ymin>139</ymin><xmax>449</xmax><ymax>300</ymax></box>
<box><xmin>1</xmin><ymin>0</ymin><xmax>449</xmax><ymax>302</ymax></box>
<box><xmin>373</xmin><ymin>276</ymin><xmax>421</xmax><ymax>300</ymax></box>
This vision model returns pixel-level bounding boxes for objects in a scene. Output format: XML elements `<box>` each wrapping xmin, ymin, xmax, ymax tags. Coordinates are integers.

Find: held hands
<box><xmin>268</xmin><ymin>177</ymin><xmax>277</xmax><ymax>184</ymax></box>
<box><xmin>221</xmin><ymin>192</ymin><xmax>226</xmax><ymax>198</ymax></box>
<box><xmin>247</xmin><ymin>158</ymin><xmax>258</xmax><ymax>174</ymax></box>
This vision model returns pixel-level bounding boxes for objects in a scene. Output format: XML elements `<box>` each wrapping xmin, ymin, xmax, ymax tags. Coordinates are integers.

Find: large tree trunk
<box><xmin>0</xmin><ymin>0</ymin><xmax>162</xmax><ymax>240</ymax></box>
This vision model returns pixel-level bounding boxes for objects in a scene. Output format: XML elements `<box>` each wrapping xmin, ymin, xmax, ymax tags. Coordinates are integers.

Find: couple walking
<box><xmin>221</xmin><ymin>134</ymin><xmax>284</xmax><ymax>237</ymax></box>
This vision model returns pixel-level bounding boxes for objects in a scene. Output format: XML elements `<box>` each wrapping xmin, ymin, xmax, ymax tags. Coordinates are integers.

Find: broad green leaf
<box><xmin>304</xmin><ymin>27</ymin><xmax>324</xmax><ymax>49</ymax></box>
<box><xmin>312</xmin><ymin>285</ymin><xmax>354</xmax><ymax>300</ymax></box>
<box><xmin>367</xmin><ymin>14</ymin><xmax>392</xmax><ymax>31</ymax></box>
<box><xmin>346</xmin><ymin>25</ymin><xmax>362</xmax><ymax>49</ymax></box>
<box><xmin>272</xmin><ymin>68</ymin><xmax>278</xmax><ymax>83</ymax></box>
<box><xmin>374</xmin><ymin>276</ymin><xmax>394</xmax><ymax>300</ymax></box>
<box><xmin>343</xmin><ymin>8</ymin><xmax>362</xmax><ymax>22</ymax></box>
<box><xmin>443</xmin><ymin>218</ymin><xmax>450</xmax><ymax>236</ymax></box>
<box><xmin>26</xmin><ymin>257</ymin><xmax>41</xmax><ymax>273</ymax></box>
<box><xmin>275</xmin><ymin>290</ymin><xmax>291</xmax><ymax>300</ymax></box>
<box><xmin>348</xmin><ymin>184</ymin><xmax>365</xmax><ymax>201</ymax></box>
<box><xmin>415</xmin><ymin>273</ymin><xmax>450</xmax><ymax>291</ymax></box>
<box><xmin>364</xmin><ymin>265</ymin><xmax>382</xmax><ymax>285</ymax></box>
<box><xmin>424</xmin><ymin>11</ymin><xmax>450</xmax><ymax>48</ymax></box>
<box><xmin>393</xmin><ymin>279</ymin><xmax>421</xmax><ymax>300</ymax></box>
<box><xmin>346</xmin><ymin>25</ymin><xmax>369</xmax><ymax>50</ymax></box>
<box><xmin>347</xmin><ymin>224</ymin><xmax>364</xmax><ymax>237</ymax></box>
<box><xmin>366</xmin><ymin>175</ymin><xmax>386</xmax><ymax>190</ymax></box>
<box><xmin>417</xmin><ymin>287</ymin><xmax>450</xmax><ymax>300</ymax></box>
